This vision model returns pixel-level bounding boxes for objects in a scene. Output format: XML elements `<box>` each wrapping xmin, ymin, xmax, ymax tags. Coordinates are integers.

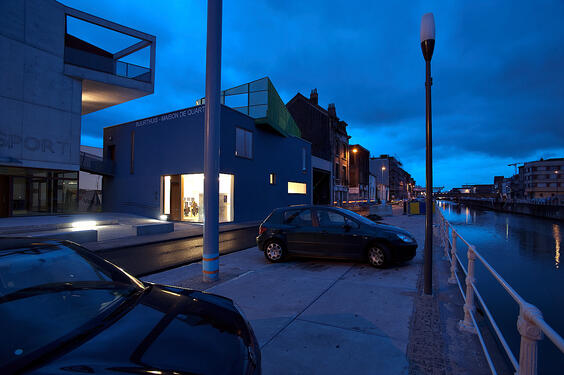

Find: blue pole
<box><xmin>203</xmin><ymin>0</ymin><xmax>222</xmax><ymax>282</ymax></box>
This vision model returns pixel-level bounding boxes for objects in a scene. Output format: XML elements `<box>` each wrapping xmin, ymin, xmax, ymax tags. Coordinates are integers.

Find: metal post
<box><xmin>448</xmin><ymin>231</ymin><xmax>458</xmax><ymax>284</ymax></box>
<box><xmin>459</xmin><ymin>245</ymin><xmax>477</xmax><ymax>333</ymax></box>
<box><xmin>202</xmin><ymin>0</ymin><xmax>222</xmax><ymax>282</ymax></box>
<box><xmin>423</xmin><ymin>58</ymin><xmax>433</xmax><ymax>295</ymax></box>
<box><xmin>517</xmin><ymin>303</ymin><xmax>543</xmax><ymax>375</ymax></box>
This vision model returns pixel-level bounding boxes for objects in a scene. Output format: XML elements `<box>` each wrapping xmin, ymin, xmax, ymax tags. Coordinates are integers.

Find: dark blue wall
<box><xmin>103</xmin><ymin>105</ymin><xmax>312</xmax><ymax>222</ymax></box>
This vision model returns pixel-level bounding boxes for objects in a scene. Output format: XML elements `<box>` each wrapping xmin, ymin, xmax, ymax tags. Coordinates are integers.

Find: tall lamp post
<box><xmin>421</xmin><ymin>13</ymin><xmax>435</xmax><ymax>295</ymax></box>
<box><xmin>202</xmin><ymin>0</ymin><xmax>222</xmax><ymax>282</ymax></box>
<box><xmin>381</xmin><ymin>166</ymin><xmax>386</xmax><ymax>204</ymax></box>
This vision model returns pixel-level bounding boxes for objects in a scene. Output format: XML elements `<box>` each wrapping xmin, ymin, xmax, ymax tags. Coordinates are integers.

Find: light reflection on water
<box><xmin>554</xmin><ymin>224</ymin><xmax>561</xmax><ymax>269</ymax></box>
<box><xmin>438</xmin><ymin>201</ymin><xmax>563</xmax><ymax>375</ymax></box>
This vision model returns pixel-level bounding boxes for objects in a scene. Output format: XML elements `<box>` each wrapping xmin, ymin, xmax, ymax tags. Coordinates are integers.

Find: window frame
<box><xmin>235</xmin><ymin>127</ymin><xmax>253</xmax><ymax>159</ymax></box>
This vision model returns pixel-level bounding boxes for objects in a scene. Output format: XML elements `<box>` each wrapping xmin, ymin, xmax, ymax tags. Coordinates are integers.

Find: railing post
<box><xmin>443</xmin><ymin>218</ymin><xmax>450</xmax><ymax>258</ymax></box>
<box><xmin>448</xmin><ymin>231</ymin><xmax>458</xmax><ymax>284</ymax></box>
<box><xmin>517</xmin><ymin>303</ymin><xmax>543</xmax><ymax>375</ymax></box>
<box><xmin>458</xmin><ymin>245</ymin><xmax>477</xmax><ymax>334</ymax></box>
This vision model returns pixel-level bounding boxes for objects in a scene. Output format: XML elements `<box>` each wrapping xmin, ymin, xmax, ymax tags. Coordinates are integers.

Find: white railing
<box><xmin>436</xmin><ymin>207</ymin><xmax>564</xmax><ymax>375</ymax></box>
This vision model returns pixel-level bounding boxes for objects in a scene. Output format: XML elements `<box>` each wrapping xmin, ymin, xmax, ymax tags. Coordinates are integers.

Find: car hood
<box><xmin>368</xmin><ymin>223</ymin><xmax>414</xmax><ymax>238</ymax></box>
<box><xmin>31</xmin><ymin>284</ymin><xmax>256</xmax><ymax>375</ymax></box>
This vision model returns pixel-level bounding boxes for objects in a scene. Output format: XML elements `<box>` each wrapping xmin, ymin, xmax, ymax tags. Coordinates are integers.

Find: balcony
<box><xmin>62</xmin><ymin>6</ymin><xmax>156</xmax><ymax>115</ymax></box>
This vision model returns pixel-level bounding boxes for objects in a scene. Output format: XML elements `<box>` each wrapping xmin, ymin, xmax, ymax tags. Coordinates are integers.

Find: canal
<box><xmin>438</xmin><ymin>201</ymin><xmax>562</xmax><ymax>374</ymax></box>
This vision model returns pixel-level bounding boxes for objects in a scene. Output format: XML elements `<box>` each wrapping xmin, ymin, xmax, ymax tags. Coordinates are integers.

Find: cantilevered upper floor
<box><xmin>62</xmin><ymin>5</ymin><xmax>156</xmax><ymax>114</ymax></box>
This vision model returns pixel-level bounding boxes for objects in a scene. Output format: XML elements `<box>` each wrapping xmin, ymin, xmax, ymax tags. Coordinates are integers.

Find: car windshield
<box><xmin>0</xmin><ymin>240</ymin><xmax>143</xmax><ymax>369</ymax></box>
<box><xmin>334</xmin><ymin>207</ymin><xmax>379</xmax><ymax>226</ymax></box>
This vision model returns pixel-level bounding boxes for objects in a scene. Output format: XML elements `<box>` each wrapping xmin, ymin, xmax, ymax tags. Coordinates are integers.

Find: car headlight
<box><xmin>395</xmin><ymin>233</ymin><xmax>414</xmax><ymax>243</ymax></box>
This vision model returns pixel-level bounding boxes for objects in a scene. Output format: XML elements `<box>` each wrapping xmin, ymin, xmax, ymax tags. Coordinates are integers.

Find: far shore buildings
<box><xmin>522</xmin><ymin>158</ymin><xmax>563</xmax><ymax>203</ymax></box>
<box><xmin>286</xmin><ymin>89</ymin><xmax>351</xmax><ymax>205</ymax></box>
<box><xmin>0</xmin><ymin>0</ymin><xmax>156</xmax><ymax>217</ymax></box>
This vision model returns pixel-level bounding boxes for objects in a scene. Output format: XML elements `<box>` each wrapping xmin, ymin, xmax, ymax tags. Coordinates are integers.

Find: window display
<box><xmin>162</xmin><ymin>173</ymin><xmax>234</xmax><ymax>223</ymax></box>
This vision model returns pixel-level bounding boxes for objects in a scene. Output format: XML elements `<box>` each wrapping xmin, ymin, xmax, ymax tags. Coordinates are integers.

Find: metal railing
<box><xmin>436</xmin><ymin>207</ymin><xmax>564</xmax><ymax>375</ymax></box>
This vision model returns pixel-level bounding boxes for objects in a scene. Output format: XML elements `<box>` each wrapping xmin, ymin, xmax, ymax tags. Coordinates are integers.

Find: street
<box><xmin>98</xmin><ymin>226</ymin><xmax>258</xmax><ymax>277</ymax></box>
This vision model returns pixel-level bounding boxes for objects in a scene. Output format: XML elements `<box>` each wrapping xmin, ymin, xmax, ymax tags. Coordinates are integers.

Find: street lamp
<box><xmin>381</xmin><ymin>166</ymin><xmax>386</xmax><ymax>204</ymax></box>
<box><xmin>421</xmin><ymin>13</ymin><xmax>435</xmax><ymax>295</ymax></box>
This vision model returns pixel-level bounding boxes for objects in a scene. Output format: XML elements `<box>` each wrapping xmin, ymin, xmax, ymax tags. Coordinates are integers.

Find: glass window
<box><xmin>283</xmin><ymin>209</ymin><xmax>313</xmax><ymax>226</ymax></box>
<box><xmin>235</xmin><ymin>128</ymin><xmax>253</xmax><ymax>159</ymax></box>
<box><xmin>163</xmin><ymin>176</ymin><xmax>171</xmax><ymax>215</ymax></box>
<box><xmin>288</xmin><ymin>182</ymin><xmax>307</xmax><ymax>194</ymax></box>
<box><xmin>179</xmin><ymin>173</ymin><xmax>234</xmax><ymax>223</ymax></box>
<box><xmin>302</xmin><ymin>148</ymin><xmax>306</xmax><ymax>171</ymax></box>
<box><xmin>316</xmin><ymin>210</ymin><xmax>346</xmax><ymax>227</ymax></box>
<box><xmin>269</xmin><ymin>173</ymin><xmax>276</xmax><ymax>185</ymax></box>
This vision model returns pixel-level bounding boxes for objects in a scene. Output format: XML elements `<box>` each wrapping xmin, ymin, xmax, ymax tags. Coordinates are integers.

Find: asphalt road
<box><xmin>98</xmin><ymin>226</ymin><xmax>259</xmax><ymax>277</ymax></box>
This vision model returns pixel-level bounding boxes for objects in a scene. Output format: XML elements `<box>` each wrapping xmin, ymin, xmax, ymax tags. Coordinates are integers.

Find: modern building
<box><xmin>349</xmin><ymin>144</ymin><xmax>370</xmax><ymax>202</ymax></box>
<box><xmin>0</xmin><ymin>0</ymin><xmax>155</xmax><ymax>217</ymax></box>
<box><xmin>523</xmin><ymin>158</ymin><xmax>563</xmax><ymax>203</ymax></box>
<box><xmin>103</xmin><ymin>78</ymin><xmax>312</xmax><ymax>222</ymax></box>
<box><xmin>286</xmin><ymin>89</ymin><xmax>351</xmax><ymax>205</ymax></box>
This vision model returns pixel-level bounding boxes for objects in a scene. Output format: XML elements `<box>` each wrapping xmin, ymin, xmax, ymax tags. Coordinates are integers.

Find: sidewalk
<box><xmin>144</xmin><ymin>211</ymin><xmax>490</xmax><ymax>374</ymax></box>
<box><xmin>0</xmin><ymin>212</ymin><xmax>259</xmax><ymax>252</ymax></box>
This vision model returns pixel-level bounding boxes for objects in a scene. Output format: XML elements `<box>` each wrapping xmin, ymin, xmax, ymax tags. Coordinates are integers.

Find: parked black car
<box><xmin>256</xmin><ymin>205</ymin><xmax>417</xmax><ymax>268</ymax></box>
<box><xmin>0</xmin><ymin>238</ymin><xmax>260</xmax><ymax>375</ymax></box>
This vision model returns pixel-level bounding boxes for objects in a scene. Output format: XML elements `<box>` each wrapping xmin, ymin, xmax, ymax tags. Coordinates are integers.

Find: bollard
<box><xmin>458</xmin><ymin>245</ymin><xmax>477</xmax><ymax>333</ymax></box>
<box><xmin>517</xmin><ymin>303</ymin><xmax>543</xmax><ymax>375</ymax></box>
<box><xmin>448</xmin><ymin>231</ymin><xmax>458</xmax><ymax>285</ymax></box>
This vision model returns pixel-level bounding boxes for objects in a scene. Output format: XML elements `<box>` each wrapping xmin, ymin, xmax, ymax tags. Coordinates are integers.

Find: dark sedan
<box><xmin>0</xmin><ymin>238</ymin><xmax>260</xmax><ymax>375</ymax></box>
<box><xmin>256</xmin><ymin>205</ymin><xmax>417</xmax><ymax>268</ymax></box>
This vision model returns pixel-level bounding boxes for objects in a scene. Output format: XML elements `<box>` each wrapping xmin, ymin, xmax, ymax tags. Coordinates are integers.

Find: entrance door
<box><xmin>0</xmin><ymin>176</ymin><xmax>9</xmax><ymax>217</ymax></box>
<box><xmin>169</xmin><ymin>175</ymin><xmax>181</xmax><ymax>221</ymax></box>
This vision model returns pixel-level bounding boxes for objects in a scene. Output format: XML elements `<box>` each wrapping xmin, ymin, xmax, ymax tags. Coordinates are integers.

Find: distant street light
<box><xmin>352</xmin><ymin>148</ymin><xmax>358</xmax><ymax>153</ymax></box>
<box><xmin>381</xmin><ymin>166</ymin><xmax>386</xmax><ymax>204</ymax></box>
<box><xmin>421</xmin><ymin>13</ymin><xmax>435</xmax><ymax>295</ymax></box>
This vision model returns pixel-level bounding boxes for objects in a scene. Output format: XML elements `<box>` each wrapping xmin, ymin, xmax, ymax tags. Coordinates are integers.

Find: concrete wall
<box><xmin>103</xmin><ymin>105</ymin><xmax>312</xmax><ymax>222</ymax></box>
<box><xmin>0</xmin><ymin>0</ymin><xmax>82</xmax><ymax>171</ymax></box>
<box><xmin>457</xmin><ymin>198</ymin><xmax>564</xmax><ymax>221</ymax></box>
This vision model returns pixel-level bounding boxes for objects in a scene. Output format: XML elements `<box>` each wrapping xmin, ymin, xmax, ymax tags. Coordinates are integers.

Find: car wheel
<box><xmin>264</xmin><ymin>240</ymin><xmax>285</xmax><ymax>263</ymax></box>
<box><xmin>367</xmin><ymin>244</ymin><xmax>391</xmax><ymax>268</ymax></box>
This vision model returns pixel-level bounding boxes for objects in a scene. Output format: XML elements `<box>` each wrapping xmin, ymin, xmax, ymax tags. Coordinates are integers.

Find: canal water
<box><xmin>437</xmin><ymin>201</ymin><xmax>562</xmax><ymax>374</ymax></box>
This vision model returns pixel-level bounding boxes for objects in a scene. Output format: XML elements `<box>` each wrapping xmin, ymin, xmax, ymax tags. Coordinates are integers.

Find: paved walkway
<box><xmin>144</xmin><ymin>212</ymin><xmax>484</xmax><ymax>374</ymax></box>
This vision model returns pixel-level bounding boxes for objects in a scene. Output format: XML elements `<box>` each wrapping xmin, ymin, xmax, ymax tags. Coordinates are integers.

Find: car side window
<box><xmin>316</xmin><ymin>210</ymin><xmax>346</xmax><ymax>227</ymax></box>
<box><xmin>284</xmin><ymin>209</ymin><xmax>313</xmax><ymax>227</ymax></box>
<box><xmin>345</xmin><ymin>217</ymin><xmax>360</xmax><ymax>229</ymax></box>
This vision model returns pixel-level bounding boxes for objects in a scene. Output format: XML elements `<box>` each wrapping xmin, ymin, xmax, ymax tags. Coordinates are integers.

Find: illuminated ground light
<box><xmin>159</xmin><ymin>215</ymin><xmax>169</xmax><ymax>221</ymax></box>
<box><xmin>71</xmin><ymin>221</ymin><xmax>97</xmax><ymax>230</ymax></box>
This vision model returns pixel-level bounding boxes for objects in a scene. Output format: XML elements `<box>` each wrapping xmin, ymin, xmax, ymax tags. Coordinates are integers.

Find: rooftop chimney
<box><xmin>310</xmin><ymin>88</ymin><xmax>318</xmax><ymax>105</ymax></box>
<box><xmin>328</xmin><ymin>103</ymin><xmax>336</xmax><ymax>118</ymax></box>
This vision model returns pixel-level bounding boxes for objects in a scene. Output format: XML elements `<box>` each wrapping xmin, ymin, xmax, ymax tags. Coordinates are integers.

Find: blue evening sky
<box><xmin>61</xmin><ymin>0</ymin><xmax>564</xmax><ymax>189</ymax></box>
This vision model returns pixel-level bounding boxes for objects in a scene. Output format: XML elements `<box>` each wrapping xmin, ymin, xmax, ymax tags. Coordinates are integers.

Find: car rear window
<box><xmin>283</xmin><ymin>209</ymin><xmax>313</xmax><ymax>226</ymax></box>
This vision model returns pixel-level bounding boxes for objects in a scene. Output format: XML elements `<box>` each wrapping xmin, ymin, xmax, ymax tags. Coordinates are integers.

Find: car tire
<box><xmin>367</xmin><ymin>244</ymin><xmax>391</xmax><ymax>268</ymax></box>
<box><xmin>264</xmin><ymin>240</ymin><xmax>285</xmax><ymax>263</ymax></box>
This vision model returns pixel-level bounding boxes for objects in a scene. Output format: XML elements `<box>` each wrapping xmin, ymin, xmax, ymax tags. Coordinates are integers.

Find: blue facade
<box><xmin>103</xmin><ymin>104</ymin><xmax>312</xmax><ymax>223</ymax></box>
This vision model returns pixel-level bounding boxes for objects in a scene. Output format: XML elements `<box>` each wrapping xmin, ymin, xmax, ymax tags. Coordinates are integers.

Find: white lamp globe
<box><xmin>420</xmin><ymin>13</ymin><xmax>435</xmax><ymax>42</ymax></box>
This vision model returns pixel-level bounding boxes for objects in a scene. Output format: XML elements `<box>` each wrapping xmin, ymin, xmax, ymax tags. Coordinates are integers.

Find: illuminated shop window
<box><xmin>269</xmin><ymin>173</ymin><xmax>276</xmax><ymax>185</ymax></box>
<box><xmin>180</xmin><ymin>173</ymin><xmax>234</xmax><ymax>223</ymax></box>
<box><xmin>288</xmin><ymin>182</ymin><xmax>307</xmax><ymax>195</ymax></box>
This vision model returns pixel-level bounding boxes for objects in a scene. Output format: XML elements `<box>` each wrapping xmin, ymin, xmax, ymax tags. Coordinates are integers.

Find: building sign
<box><xmin>135</xmin><ymin>105</ymin><xmax>205</xmax><ymax>128</ymax></box>
<box><xmin>349</xmin><ymin>186</ymin><xmax>359</xmax><ymax>194</ymax></box>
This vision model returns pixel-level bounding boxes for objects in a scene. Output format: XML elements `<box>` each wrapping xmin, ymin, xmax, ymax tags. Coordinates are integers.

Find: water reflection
<box><xmin>438</xmin><ymin>201</ymin><xmax>563</xmax><ymax>375</ymax></box>
<box><xmin>554</xmin><ymin>224</ymin><xmax>561</xmax><ymax>269</ymax></box>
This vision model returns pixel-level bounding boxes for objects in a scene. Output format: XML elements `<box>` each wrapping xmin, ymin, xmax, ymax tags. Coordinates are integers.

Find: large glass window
<box><xmin>235</xmin><ymin>128</ymin><xmax>253</xmax><ymax>159</ymax></box>
<box><xmin>163</xmin><ymin>173</ymin><xmax>235</xmax><ymax>222</ymax></box>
